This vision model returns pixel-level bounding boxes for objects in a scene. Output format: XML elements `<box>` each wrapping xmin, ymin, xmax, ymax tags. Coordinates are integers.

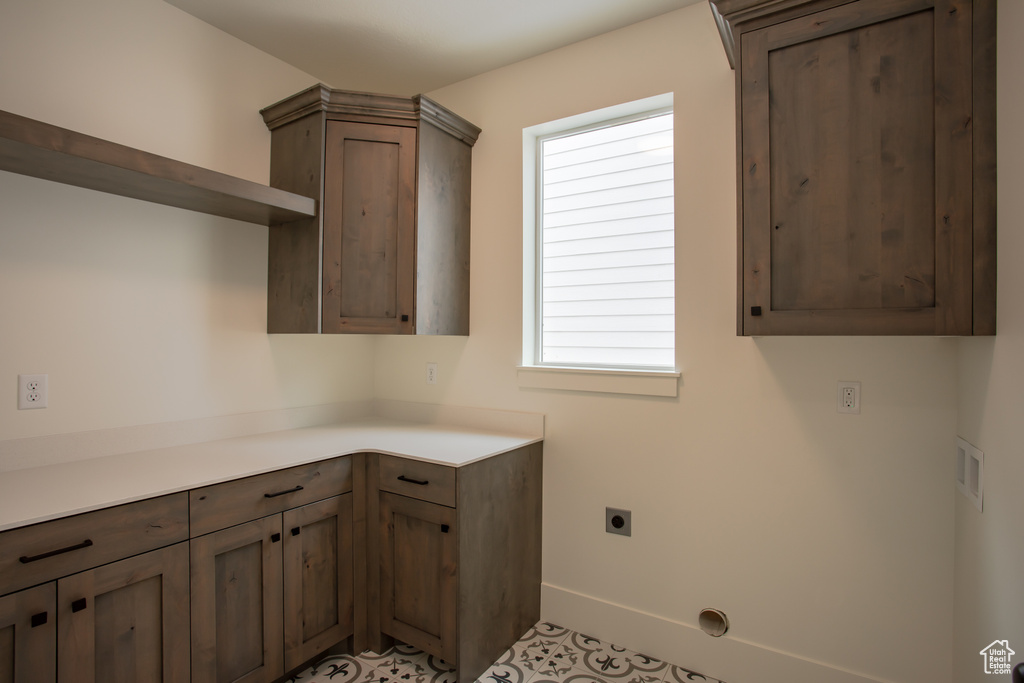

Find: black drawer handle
<box><xmin>31</xmin><ymin>612</ymin><xmax>48</xmax><ymax>628</ymax></box>
<box><xmin>397</xmin><ymin>475</ymin><xmax>429</xmax><ymax>486</ymax></box>
<box><xmin>291</xmin><ymin>527</ymin><xmax>301</xmax><ymax>536</ymax></box>
<box><xmin>19</xmin><ymin>538</ymin><xmax>93</xmax><ymax>564</ymax></box>
<box><xmin>264</xmin><ymin>485</ymin><xmax>304</xmax><ymax>498</ymax></box>
<box><xmin>270</xmin><ymin>533</ymin><xmax>281</xmax><ymax>543</ymax></box>
<box><xmin>71</xmin><ymin>598</ymin><xmax>87</xmax><ymax>613</ymax></box>
<box><xmin>441</xmin><ymin>524</ymin><xmax>450</xmax><ymax>534</ymax></box>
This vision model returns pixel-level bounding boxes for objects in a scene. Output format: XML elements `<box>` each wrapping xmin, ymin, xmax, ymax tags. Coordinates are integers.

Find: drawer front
<box><xmin>378</xmin><ymin>455</ymin><xmax>456</xmax><ymax>508</ymax></box>
<box><xmin>0</xmin><ymin>493</ymin><xmax>188</xmax><ymax>597</ymax></box>
<box><xmin>190</xmin><ymin>456</ymin><xmax>352</xmax><ymax>537</ymax></box>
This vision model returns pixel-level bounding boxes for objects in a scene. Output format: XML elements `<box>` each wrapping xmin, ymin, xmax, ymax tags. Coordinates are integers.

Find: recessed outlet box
<box><xmin>606</xmin><ymin>507</ymin><xmax>631</xmax><ymax>537</ymax></box>
<box><xmin>837</xmin><ymin>381</ymin><xmax>860</xmax><ymax>414</ymax></box>
<box><xmin>956</xmin><ymin>436</ymin><xmax>984</xmax><ymax>512</ymax></box>
<box><xmin>18</xmin><ymin>374</ymin><xmax>48</xmax><ymax>410</ymax></box>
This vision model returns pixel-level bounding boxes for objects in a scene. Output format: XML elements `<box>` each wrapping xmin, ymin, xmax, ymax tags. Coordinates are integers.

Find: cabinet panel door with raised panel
<box><xmin>0</xmin><ymin>583</ymin><xmax>55</xmax><ymax>683</ymax></box>
<box><xmin>379</xmin><ymin>493</ymin><xmax>456</xmax><ymax>664</ymax></box>
<box><xmin>57</xmin><ymin>542</ymin><xmax>189</xmax><ymax>683</ymax></box>
<box><xmin>191</xmin><ymin>517</ymin><xmax>284</xmax><ymax>683</ymax></box>
<box><xmin>282</xmin><ymin>494</ymin><xmax>354</xmax><ymax>670</ymax></box>
<box><xmin>323</xmin><ymin>121</ymin><xmax>417</xmax><ymax>335</ymax></box>
<box><xmin>739</xmin><ymin>0</ymin><xmax>980</xmax><ymax>335</ymax></box>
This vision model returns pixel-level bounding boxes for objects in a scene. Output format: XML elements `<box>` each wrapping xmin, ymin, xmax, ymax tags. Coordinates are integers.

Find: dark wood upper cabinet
<box><xmin>260</xmin><ymin>86</ymin><xmax>480</xmax><ymax>335</ymax></box>
<box><xmin>710</xmin><ymin>0</ymin><xmax>996</xmax><ymax>335</ymax></box>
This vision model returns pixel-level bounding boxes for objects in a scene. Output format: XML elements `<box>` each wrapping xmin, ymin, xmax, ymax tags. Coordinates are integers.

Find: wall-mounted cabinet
<box><xmin>260</xmin><ymin>86</ymin><xmax>481</xmax><ymax>335</ymax></box>
<box><xmin>710</xmin><ymin>0</ymin><xmax>996</xmax><ymax>335</ymax></box>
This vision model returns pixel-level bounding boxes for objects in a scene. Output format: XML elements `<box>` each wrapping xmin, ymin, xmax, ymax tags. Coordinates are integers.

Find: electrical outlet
<box><xmin>18</xmin><ymin>374</ymin><xmax>48</xmax><ymax>410</ymax></box>
<box><xmin>606</xmin><ymin>507</ymin><xmax>631</xmax><ymax>537</ymax></box>
<box><xmin>426</xmin><ymin>362</ymin><xmax>438</xmax><ymax>385</ymax></box>
<box><xmin>837</xmin><ymin>381</ymin><xmax>860</xmax><ymax>414</ymax></box>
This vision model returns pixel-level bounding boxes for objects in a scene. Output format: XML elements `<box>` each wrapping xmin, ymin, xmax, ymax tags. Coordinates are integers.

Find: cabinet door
<box><xmin>0</xmin><ymin>583</ymin><xmax>55</xmax><ymax>683</ymax></box>
<box><xmin>379</xmin><ymin>492</ymin><xmax>457</xmax><ymax>663</ymax></box>
<box><xmin>323</xmin><ymin>121</ymin><xmax>417</xmax><ymax>335</ymax></box>
<box><xmin>282</xmin><ymin>494</ymin><xmax>354</xmax><ymax>670</ymax></box>
<box><xmin>57</xmin><ymin>542</ymin><xmax>189</xmax><ymax>683</ymax></box>
<box><xmin>191</xmin><ymin>517</ymin><xmax>283</xmax><ymax>683</ymax></box>
<box><xmin>739</xmin><ymin>0</ymin><xmax>977</xmax><ymax>335</ymax></box>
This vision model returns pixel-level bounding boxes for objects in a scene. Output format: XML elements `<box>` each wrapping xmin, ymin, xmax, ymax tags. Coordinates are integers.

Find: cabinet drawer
<box><xmin>190</xmin><ymin>457</ymin><xmax>352</xmax><ymax>537</ymax></box>
<box><xmin>378</xmin><ymin>455</ymin><xmax>456</xmax><ymax>507</ymax></box>
<box><xmin>0</xmin><ymin>493</ymin><xmax>188</xmax><ymax>597</ymax></box>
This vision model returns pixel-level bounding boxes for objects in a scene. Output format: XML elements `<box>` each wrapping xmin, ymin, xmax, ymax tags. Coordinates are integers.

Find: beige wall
<box><xmin>954</xmin><ymin>1</ymin><xmax>1024</xmax><ymax>681</ymax></box>
<box><xmin>0</xmin><ymin>0</ymin><xmax>375</xmax><ymax>441</ymax></box>
<box><xmin>3</xmin><ymin>1</ymin><xmax>1013</xmax><ymax>682</ymax></box>
<box><xmin>381</xmin><ymin>5</ymin><xmax>962</xmax><ymax>683</ymax></box>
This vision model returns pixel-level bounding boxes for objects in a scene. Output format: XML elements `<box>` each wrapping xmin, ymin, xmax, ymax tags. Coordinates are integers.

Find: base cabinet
<box><xmin>0</xmin><ymin>583</ymin><xmax>56</xmax><ymax>683</ymax></box>
<box><xmin>379</xmin><ymin>493</ymin><xmax>457</xmax><ymax>663</ymax></box>
<box><xmin>58</xmin><ymin>543</ymin><xmax>190</xmax><ymax>683</ymax></box>
<box><xmin>190</xmin><ymin>495</ymin><xmax>354</xmax><ymax>683</ymax></box>
<box><xmin>371</xmin><ymin>444</ymin><xmax>543</xmax><ymax>683</ymax></box>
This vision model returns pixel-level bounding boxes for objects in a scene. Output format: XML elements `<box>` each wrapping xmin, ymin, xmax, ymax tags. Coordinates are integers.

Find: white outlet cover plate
<box><xmin>18</xmin><ymin>374</ymin><xmax>48</xmax><ymax>410</ymax></box>
<box><xmin>837</xmin><ymin>381</ymin><xmax>860</xmax><ymax>414</ymax></box>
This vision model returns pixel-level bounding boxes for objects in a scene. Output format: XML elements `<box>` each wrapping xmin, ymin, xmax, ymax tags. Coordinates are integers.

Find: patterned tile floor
<box><xmin>287</xmin><ymin>622</ymin><xmax>724</xmax><ymax>683</ymax></box>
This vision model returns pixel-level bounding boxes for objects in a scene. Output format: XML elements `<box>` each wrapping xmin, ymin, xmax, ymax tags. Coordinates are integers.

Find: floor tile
<box><xmin>289</xmin><ymin>621</ymin><xmax>723</xmax><ymax>683</ymax></box>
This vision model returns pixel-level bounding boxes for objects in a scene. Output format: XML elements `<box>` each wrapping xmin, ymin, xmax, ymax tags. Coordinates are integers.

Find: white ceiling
<box><xmin>164</xmin><ymin>0</ymin><xmax>705</xmax><ymax>96</ymax></box>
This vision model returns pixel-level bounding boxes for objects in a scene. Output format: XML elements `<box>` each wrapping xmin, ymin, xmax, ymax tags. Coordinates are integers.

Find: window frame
<box><xmin>520</xmin><ymin>94</ymin><xmax>681</xmax><ymax>397</ymax></box>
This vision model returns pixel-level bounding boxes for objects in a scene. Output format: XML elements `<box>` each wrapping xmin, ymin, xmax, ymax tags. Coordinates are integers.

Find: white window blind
<box><xmin>538</xmin><ymin>111</ymin><xmax>674</xmax><ymax>369</ymax></box>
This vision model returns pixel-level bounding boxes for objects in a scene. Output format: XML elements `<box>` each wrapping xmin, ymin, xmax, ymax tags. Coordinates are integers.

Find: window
<box><xmin>523</xmin><ymin>97</ymin><xmax>676</xmax><ymax>380</ymax></box>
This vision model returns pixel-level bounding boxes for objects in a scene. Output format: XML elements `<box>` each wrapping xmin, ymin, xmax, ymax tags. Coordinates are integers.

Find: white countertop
<box><xmin>0</xmin><ymin>418</ymin><xmax>541</xmax><ymax>532</ymax></box>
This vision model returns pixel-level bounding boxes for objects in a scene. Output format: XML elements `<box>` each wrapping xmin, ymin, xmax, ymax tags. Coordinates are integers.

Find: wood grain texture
<box><xmin>282</xmin><ymin>495</ymin><xmax>354</xmax><ymax>670</ymax></box>
<box><xmin>267</xmin><ymin>113</ymin><xmax>325</xmax><ymax>334</ymax></box>
<box><xmin>0</xmin><ymin>494</ymin><xmax>188</xmax><ymax>597</ymax></box>
<box><xmin>57</xmin><ymin>542</ymin><xmax>190</xmax><ymax>683</ymax></box>
<box><xmin>262</xmin><ymin>86</ymin><xmax>479</xmax><ymax>337</ymax></box>
<box><xmin>414</xmin><ymin>121</ymin><xmax>472</xmax><ymax>336</ymax></box>
<box><xmin>351</xmin><ymin>454</ymin><xmax>369</xmax><ymax>654</ymax></box>
<box><xmin>736</xmin><ymin>0</ymin><xmax>987</xmax><ymax>335</ymax></box>
<box><xmin>189</xmin><ymin>457</ymin><xmax>352</xmax><ymax>538</ymax></box>
<box><xmin>379</xmin><ymin>492</ymin><xmax>457</xmax><ymax>664</ymax></box>
<box><xmin>972</xmin><ymin>0</ymin><xmax>997</xmax><ymax>334</ymax></box>
<box><xmin>190</xmin><ymin>517</ymin><xmax>284</xmax><ymax>683</ymax></box>
<box><xmin>322</xmin><ymin>121</ymin><xmax>416</xmax><ymax>334</ymax></box>
<box><xmin>767</xmin><ymin>9</ymin><xmax>935</xmax><ymax>312</ymax></box>
<box><xmin>0</xmin><ymin>110</ymin><xmax>315</xmax><ymax>226</ymax></box>
<box><xmin>0</xmin><ymin>583</ymin><xmax>55</xmax><ymax>683</ymax></box>
<box><xmin>455</xmin><ymin>443</ymin><xmax>543</xmax><ymax>683</ymax></box>
<box><xmin>378</xmin><ymin>455</ymin><xmax>456</xmax><ymax>508</ymax></box>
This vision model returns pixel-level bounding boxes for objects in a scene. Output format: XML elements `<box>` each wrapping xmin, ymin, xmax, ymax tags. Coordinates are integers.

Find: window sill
<box><xmin>516</xmin><ymin>365</ymin><xmax>680</xmax><ymax>398</ymax></box>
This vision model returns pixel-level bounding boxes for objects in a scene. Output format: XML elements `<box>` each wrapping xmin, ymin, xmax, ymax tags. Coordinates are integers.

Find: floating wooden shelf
<box><xmin>0</xmin><ymin>109</ymin><xmax>316</xmax><ymax>226</ymax></box>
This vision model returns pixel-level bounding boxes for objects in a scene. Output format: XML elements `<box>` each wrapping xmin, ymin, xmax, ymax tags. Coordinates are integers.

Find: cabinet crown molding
<box><xmin>708</xmin><ymin>0</ymin><xmax>858</xmax><ymax>68</ymax></box>
<box><xmin>260</xmin><ymin>84</ymin><xmax>480</xmax><ymax>146</ymax></box>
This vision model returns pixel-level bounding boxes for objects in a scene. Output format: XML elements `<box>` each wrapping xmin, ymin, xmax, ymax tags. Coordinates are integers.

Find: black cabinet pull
<box><xmin>19</xmin><ymin>538</ymin><xmax>93</xmax><ymax>564</ymax></box>
<box><xmin>441</xmin><ymin>524</ymin><xmax>450</xmax><ymax>534</ymax></box>
<box><xmin>291</xmin><ymin>527</ymin><xmax>301</xmax><ymax>536</ymax></box>
<box><xmin>71</xmin><ymin>598</ymin><xmax>87</xmax><ymax>613</ymax></box>
<box><xmin>401</xmin><ymin>315</ymin><xmax>409</xmax><ymax>322</ymax></box>
<box><xmin>264</xmin><ymin>485</ymin><xmax>304</xmax><ymax>498</ymax></box>
<box><xmin>30</xmin><ymin>612</ymin><xmax>48</xmax><ymax>628</ymax></box>
<box><xmin>397</xmin><ymin>475</ymin><xmax>429</xmax><ymax>486</ymax></box>
<box><xmin>271</xmin><ymin>533</ymin><xmax>282</xmax><ymax>543</ymax></box>
<box><xmin>750</xmin><ymin>306</ymin><xmax>762</xmax><ymax>316</ymax></box>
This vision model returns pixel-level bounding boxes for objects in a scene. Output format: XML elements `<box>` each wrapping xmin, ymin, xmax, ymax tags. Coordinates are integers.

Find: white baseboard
<box><xmin>541</xmin><ymin>583</ymin><xmax>891</xmax><ymax>683</ymax></box>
